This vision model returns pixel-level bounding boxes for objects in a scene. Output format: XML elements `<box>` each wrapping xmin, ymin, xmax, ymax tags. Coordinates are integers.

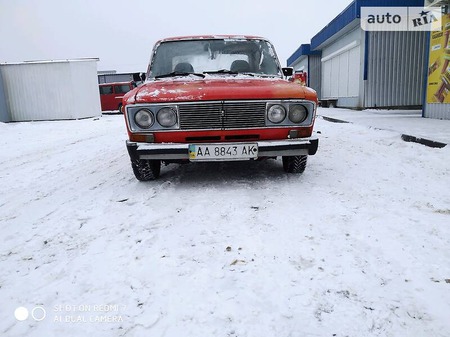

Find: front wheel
<box><xmin>282</xmin><ymin>155</ymin><xmax>307</xmax><ymax>174</ymax></box>
<box><xmin>118</xmin><ymin>103</ymin><xmax>123</xmax><ymax>114</ymax></box>
<box><xmin>131</xmin><ymin>159</ymin><xmax>161</xmax><ymax>181</ymax></box>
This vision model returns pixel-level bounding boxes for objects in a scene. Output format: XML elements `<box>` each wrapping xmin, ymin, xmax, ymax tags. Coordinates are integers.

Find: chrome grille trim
<box><xmin>178</xmin><ymin>101</ymin><xmax>266</xmax><ymax>130</ymax></box>
<box><xmin>178</xmin><ymin>102</ymin><xmax>222</xmax><ymax>130</ymax></box>
<box><xmin>223</xmin><ymin>102</ymin><xmax>266</xmax><ymax>129</ymax></box>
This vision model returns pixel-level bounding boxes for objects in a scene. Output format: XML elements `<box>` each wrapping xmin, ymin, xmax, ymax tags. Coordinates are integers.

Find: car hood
<box><xmin>124</xmin><ymin>76</ymin><xmax>317</xmax><ymax>104</ymax></box>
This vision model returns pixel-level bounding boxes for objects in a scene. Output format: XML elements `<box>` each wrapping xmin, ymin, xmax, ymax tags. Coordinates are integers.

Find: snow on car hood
<box><xmin>125</xmin><ymin>76</ymin><xmax>317</xmax><ymax>104</ymax></box>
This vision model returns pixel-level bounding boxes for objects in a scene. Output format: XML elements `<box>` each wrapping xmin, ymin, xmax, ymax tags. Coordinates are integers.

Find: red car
<box><xmin>122</xmin><ymin>35</ymin><xmax>318</xmax><ymax>181</ymax></box>
<box><xmin>99</xmin><ymin>81</ymin><xmax>136</xmax><ymax>112</ymax></box>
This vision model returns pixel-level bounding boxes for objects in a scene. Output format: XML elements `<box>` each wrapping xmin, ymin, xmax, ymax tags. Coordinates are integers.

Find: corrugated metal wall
<box><xmin>0</xmin><ymin>60</ymin><xmax>101</xmax><ymax>121</ymax></box>
<box><xmin>309</xmin><ymin>55</ymin><xmax>322</xmax><ymax>99</ymax></box>
<box><xmin>424</xmin><ymin>103</ymin><xmax>450</xmax><ymax>119</ymax></box>
<box><xmin>2</xmin><ymin>62</ymin><xmax>72</xmax><ymax>121</ymax></box>
<box><xmin>69</xmin><ymin>61</ymin><xmax>103</xmax><ymax>120</ymax></box>
<box><xmin>0</xmin><ymin>70</ymin><xmax>9</xmax><ymax>122</ymax></box>
<box><xmin>365</xmin><ymin>31</ymin><xmax>427</xmax><ymax>108</ymax></box>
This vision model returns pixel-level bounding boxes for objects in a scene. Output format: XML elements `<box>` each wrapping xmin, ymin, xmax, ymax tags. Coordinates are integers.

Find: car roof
<box><xmin>156</xmin><ymin>35</ymin><xmax>268</xmax><ymax>44</ymax></box>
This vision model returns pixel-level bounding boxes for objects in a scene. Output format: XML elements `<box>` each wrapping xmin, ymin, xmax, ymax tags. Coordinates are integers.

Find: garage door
<box><xmin>322</xmin><ymin>41</ymin><xmax>360</xmax><ymax>99</ymax></box>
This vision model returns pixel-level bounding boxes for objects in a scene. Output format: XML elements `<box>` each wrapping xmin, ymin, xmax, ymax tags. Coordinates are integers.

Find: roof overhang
<box><xmin>310</xmin><ymin>0</ymin><xmax>427</xmax><ymax>51</ymax></box>
<box><xmin>287</xmin><ymin>44</ymin><xmax>322</xmax><ymax>67</ymax></box>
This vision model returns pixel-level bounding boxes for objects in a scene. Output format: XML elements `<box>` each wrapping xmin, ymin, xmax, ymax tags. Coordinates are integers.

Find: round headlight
<box><xmin>134</xmin><ymin>109</ymin><xmax>154</xmax><ymax>129</ymax></box>
<box><xmin>267</xmin><ymin>104</ymin><xmax>286</xmax><ymax>124</ymax></box>
<box><xmin>289</xmin><ymin>105</ymin><xmax>308</xmax><ymax>123</ymax></box>
<box><xmin>157</xmin><ymin>107</ymin><xmax>177</xmax><ymax>127</ymax></box>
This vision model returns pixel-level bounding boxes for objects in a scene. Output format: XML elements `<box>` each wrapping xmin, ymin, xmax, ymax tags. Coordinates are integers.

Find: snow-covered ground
<box><xmin>319</xmin><ymin>108</ymin><xmax>450</xmax><ymax>145</ymax></box>
<box><xmin>0</xmin><ymin>109</ymin><xmax>449</xmax><ymax>337</ymax></box>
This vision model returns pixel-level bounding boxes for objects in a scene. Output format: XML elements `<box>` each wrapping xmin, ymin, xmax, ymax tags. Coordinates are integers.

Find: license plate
<box><xmin>189</xmin><ymin>143</ymin><xmax>258</xmax><ymax>161</ymax></box>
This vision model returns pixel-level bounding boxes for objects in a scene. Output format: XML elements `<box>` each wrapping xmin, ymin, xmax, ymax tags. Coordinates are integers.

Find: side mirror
<box><xmin>133</xmin><ymin>72</ymin><xmax>146</xmax><ymax>82</ymax></box>
<box><xmin>282</xmin><ymin>67</ymin><xmax>293</xmax><ymax>77</ymax></box>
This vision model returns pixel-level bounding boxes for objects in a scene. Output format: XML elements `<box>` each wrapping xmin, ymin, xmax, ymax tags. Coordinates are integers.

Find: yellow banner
<box><xmin>427</xmin><ymin>13</ymin><xmax>450</xmax><ymax>103</ymax></box>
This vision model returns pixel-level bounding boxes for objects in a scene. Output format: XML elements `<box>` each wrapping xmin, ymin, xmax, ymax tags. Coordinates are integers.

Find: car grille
<box><xmin>178</xmin><ymin>101</ymin><xmax>266</xmax><ymax>130</ymax></box>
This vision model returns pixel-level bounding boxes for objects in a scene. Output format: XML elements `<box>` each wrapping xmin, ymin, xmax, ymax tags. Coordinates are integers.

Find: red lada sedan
<box><xmin>123</xmin><ymin>35</ymin><xmax>319</xmax><ymax>181</ymax></box>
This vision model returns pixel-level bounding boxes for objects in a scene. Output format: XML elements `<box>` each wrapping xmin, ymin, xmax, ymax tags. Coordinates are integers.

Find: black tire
<box><xmin>118</xmin><ymin>103</ymin><xmax>123</xmax><ymax>114</ymax></box>
<box><xmin>282</xmin><ymin>155</ymin><xmax>307</xmax><ymax>174</ymax></box>
<box><xmin>131</xmin><ymin>159</ymin><xmax>161</xmax><ymax>181</ymax></box>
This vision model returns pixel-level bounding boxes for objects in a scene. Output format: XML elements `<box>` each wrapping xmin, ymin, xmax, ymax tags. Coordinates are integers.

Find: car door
<box><xmin>99</xmin><ymin>85</ymin><xmax>114</xmax><ymax>111</ymax></box>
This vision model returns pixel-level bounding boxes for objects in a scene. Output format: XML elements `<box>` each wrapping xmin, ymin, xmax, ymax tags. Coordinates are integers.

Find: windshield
<box><xmin>148</xmin><ymin>38</ymin><xmax>282</xmax><ymax>79</ymax></box>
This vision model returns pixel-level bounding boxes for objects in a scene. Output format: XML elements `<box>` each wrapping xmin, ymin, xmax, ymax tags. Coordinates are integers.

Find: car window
<box><xmin>149</xmin><ymin>39</ymin><xmax>282</xmax><ymax>78</ymax></box>
<box><xmin>99</xmin><ymin>85</ymin><xmax>113</xmax><ymax>95</ymax></box>
<box><xmin>114</xmin><ymin>85</ymin><xmax>132</xmax><ymax>94</ymax></box>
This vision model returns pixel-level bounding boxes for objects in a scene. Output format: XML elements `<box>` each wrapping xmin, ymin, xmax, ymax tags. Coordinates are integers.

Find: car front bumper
<box><xmin>126</xmin><ymin>138</ymin><xmax>318</xmax><ymax>161</ymax></box>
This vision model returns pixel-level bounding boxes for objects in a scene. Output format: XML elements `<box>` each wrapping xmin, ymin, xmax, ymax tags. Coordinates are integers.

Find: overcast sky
<box><xmin>0</xmin><ymin>0</ymin><xmax>352</xmax><ymax>73</ymax></box>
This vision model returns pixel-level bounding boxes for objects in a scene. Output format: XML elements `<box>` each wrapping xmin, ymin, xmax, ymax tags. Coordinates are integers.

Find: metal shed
<box><xmin>0</xmin><ymin>58</ymin><xmax>101</xmax><ymax>122</ymax></box>
<box><xmin>287</xmin><ymin>0</ymin><xmax>428</xmax><ymax>110</ymax></box>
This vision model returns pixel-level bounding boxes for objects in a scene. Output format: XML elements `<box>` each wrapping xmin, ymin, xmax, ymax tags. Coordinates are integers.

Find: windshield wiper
<box><xmin>238</xmin><ymin>72</ymin><xmax>255</xmax><ymax>77</ymax></box>
<box><xmin>204</xmin><ymin>70</ymin><xmax>256</xmax><ymax>76</ymax></box>
<box><xmin>155</xmin><ymin>72</ymin><xmax>205</xmax><ymax>79</ymax></box>
<box><xmin>203</xmin><ymin>69</ymin><xmax>239</xmax><ymax>75</ymax></box>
